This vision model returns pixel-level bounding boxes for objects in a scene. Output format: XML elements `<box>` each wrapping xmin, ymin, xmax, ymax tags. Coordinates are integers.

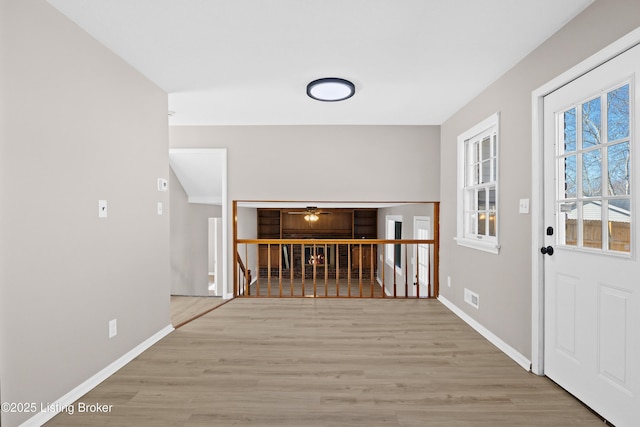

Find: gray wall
<box><xmin>1</xmin><ymin>1</ymin><xmax>171</xmax><ymax>425</ymax></box>
<box><xmin>170</xmin><ymin>168</ymin><xmax>222</xmax><ymax>296</ymax></box>
<box><xmin>439</xmin><ymin>0</ymin><xmax>640</xmax><ymax>361</ymax></box>
<box><xmin>169</xmin><ymin>125</ymin><xmax>441</xmax><ymax>296</ymax></box>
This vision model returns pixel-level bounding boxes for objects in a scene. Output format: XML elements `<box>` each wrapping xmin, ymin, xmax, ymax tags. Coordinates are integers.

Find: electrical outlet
<box><xmin>109</xmin><ymin>319</ymin><xmax>117</xmax><ymax>338</ymax></box>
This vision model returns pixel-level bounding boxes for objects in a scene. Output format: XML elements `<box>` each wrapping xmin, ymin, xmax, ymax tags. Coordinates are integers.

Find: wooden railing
<box><xmin>236</xmin><ymin>251</ymin><xmax>252</xmax><ymax>294</ymax></box>
<box><xmin>234</xmin><ymin>239</ymin><xmax>438</xmax><ymax>298</ymax></box>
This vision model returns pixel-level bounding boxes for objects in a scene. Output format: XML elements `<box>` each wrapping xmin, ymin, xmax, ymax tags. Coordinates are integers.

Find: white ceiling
<box><xmin>47</xmin><ymin>0</ymin><xmax>593</xmax><ymax>126</ymax></box>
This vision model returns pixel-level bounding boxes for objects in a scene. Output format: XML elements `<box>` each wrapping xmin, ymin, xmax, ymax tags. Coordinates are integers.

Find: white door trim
<box><xmin>531</xmin><ymin>26</ymin><xmax>640</xmax><ymax>375</ymax></box>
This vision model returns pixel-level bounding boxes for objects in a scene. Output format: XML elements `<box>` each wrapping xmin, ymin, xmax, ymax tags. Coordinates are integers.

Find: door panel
<box><xmin>598</xmin><ymin>284</ymin><xmax>630</xmax><ymax>390</ymax></box>
<box><xmin>414</xmin><ymin>217</ymin><xmax>431</xmax><ymax>298</ymax></box>
<box><xmin>543</xmin><ymin>43</ymin><xmax>640</xmax><ymax>426</ymax></box>
<box><xmin>554</xmin><ymin>274</ymin><xmax>577</xmax><ymax>359</ymax></box>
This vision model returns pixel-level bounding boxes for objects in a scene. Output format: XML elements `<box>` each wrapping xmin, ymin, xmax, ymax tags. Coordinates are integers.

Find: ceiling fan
<box><xmin>287</xmin><ymin>206</ymin><xmax>331</xmax><ymax>222</ymax></box>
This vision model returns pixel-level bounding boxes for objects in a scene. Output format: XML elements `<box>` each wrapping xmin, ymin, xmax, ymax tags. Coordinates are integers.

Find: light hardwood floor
<box><xmin>47</xmin><ymin>299</ymin><xmax>603</xmax><ymax>426</ymax></box>
<box><xmin>170</xmin><ymin>296</ymin><xmax>227</xmax><ymax>328</ymax></box>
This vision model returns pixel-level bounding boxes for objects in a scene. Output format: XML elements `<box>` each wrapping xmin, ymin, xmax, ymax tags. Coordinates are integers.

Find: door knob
<box><xmin>540</xmin><ymin>246</ymin><xmax>554</xmax><ymax>256</ymax></box>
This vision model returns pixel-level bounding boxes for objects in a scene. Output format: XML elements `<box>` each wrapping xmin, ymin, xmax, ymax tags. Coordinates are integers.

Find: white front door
<box><xmin>543</xmin><ymin>44</ymin><xmax>640</xmax><ymax>426</ymax></box>
<box><xmin>413</xmin><ymin>217</ymin><xmax>431</xmax><ymax>298</ymax></box>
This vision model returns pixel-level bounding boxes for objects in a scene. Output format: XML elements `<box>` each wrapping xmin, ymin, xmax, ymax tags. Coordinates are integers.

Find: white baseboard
<box><xmin>438</xmin><ymin>295</ymin><xmax>531</xmax><ymax>371</ymax></box>
<box><xmin>20</xmin><ymin>324</ymin><xmax>174</xmax><ymax>427</ymax></box>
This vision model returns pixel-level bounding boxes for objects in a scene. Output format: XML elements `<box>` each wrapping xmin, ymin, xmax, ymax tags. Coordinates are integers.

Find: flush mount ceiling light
<box><xmin>306</xmin><ymin>78</ymin><xmax>355</xmax><ymax>102</ymax></box>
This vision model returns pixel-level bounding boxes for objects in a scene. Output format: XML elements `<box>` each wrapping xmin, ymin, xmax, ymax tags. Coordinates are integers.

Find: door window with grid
<box><xmin>556</xmin><ymin>81</ymin><xmax>632</xmax><ymax>254</ymax></box>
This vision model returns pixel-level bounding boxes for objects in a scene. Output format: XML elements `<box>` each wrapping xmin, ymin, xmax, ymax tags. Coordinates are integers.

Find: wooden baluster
<box><xmin>336</xmin><ymin>244</ymin><xmax>340</xmax><ymax>297</ymax></box>
<box><xmin>370</xmin><ymin>243</ymin><xmax>374</xmax><ymax>298</ymax></box>
<box><xmin>267</xmin><ymin>243</ymin><xmax>272</xmax><ymax>297</ymax></box>
<box><xmin>324</xmin><ymin>244</ymin><xmax>328</xmax><ymax>297</ymax></box>
<box><xmin>381</xmin><ymin>243</ymin><xmax>385</xmax><ymax>298</ymax></box>
<box><xmin>416</xmin><ymin>243</ymin><xmax>420</xmax><ymax>299</ymax></box>
<box><xmin>404</xmin><ymin>244</ymin><xmax>409</xmax><ymax>298</ymax></box>
<box><xmin>279</xmin><ymin>243</ymin><xmax>283</xmax><ymax>298</ymax></box>
<box><xmin>290</xmin><ymin>243</ymin><xmax>294</xmax><ymax>297</ymax></box>
<box><xmin>393</xmin><ymin>243</ymin><xmax>397</xmax><ymax>298</ymax></box>
<box><xmin>358</xmin><ymin>243</ymin><xmax>363</xmax><ymax>298</ymax></box>
<box><xmin>301</xmin><ymin>243</ymin><xmax>305</xmax><ymax>297</ymax></box>
<box><xmin>256</xmin><ymin>245</ymin><xmax>260</xmax><ymax>297</ymax></box>
<box><xmin>246</xmin><ymin>244</ymin><xmax>250</xmax><ymax>296</ymax></box>
<box><xmin>427</xmin><ymin>243</ymin><xmax>431</xmax><ymax>298</ymax></box>
<box><xmin>313</xmin><ymin>244</ymin><xmax>317</xmax><ymax>297</ymax></box>
<box><xmin>348</xmin><ymin>244</ymin><xmax>352</xmax><ymax>297</ymax></box>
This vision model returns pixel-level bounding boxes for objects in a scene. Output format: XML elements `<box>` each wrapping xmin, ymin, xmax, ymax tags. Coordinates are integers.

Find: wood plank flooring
<box><xmin>170</xmin><ymin>296</ymin><xmax>226</xmax><ymax>328</ymax></box>
<box><xmin>46</xmin><ymin>299</ymin><xmax>603</xmax><ymax>426</ymax></box>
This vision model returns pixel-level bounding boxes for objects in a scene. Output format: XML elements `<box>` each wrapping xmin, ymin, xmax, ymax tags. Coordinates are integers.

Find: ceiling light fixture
<box><xmin>306</xmin><ymin>78</ymin><xmax>355</xmax><ymax>102</ymax></box>
<box><xmin>304</xmin><ymin>213</ymin><xmax>319</xmax><ymax>222</ymax></box>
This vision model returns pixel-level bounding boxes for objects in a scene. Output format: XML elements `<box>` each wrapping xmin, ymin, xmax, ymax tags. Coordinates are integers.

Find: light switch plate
<box><xmin>519</xmin><ymin>198</ymin><xmax>530</xmax><ymax>214</ymax></box>
<box><xmin>157</xmin><ymin>202</ymin><xmax>163</xmax><ymax>215</ymax></box>
<box><xmin>98</xmin><ymin>200</ymin><xmax>108</xmax><ymax>218</ymax></box>
<box><xmin>109</xmin><ymin>319</ymin><xmax>117</xmax><ymax>338</ymax></box>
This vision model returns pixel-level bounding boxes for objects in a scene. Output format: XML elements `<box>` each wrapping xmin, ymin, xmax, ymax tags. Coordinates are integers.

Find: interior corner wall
<box><xmin>169</xmin><ymin>125</ymin><xmax>441</xmax><ymax>296</ymax></box>
<box><xmin>438</xmin><ymin>0</ymin><xmax>640</xmax><ymax>362</ymax></box>
<box><xmin>1</xmin><ymin>1</ymin><xmax>171</xmax><ymax>425</ymax></box>
<box><xmin>170</xmin><ymin>168</ymin><xmax>222</xmax><ymax>296</ymax></box>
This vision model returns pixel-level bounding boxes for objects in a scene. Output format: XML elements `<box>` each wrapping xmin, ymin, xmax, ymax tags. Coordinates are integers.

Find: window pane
<box><xmin>582</xmin><ymin>201</ymin><xmax>602</xmax><ymax>249</ymax></box>
<box><xmin>491</xmin><ymin>158</ymin><xmax>496</xmax><ymax>181</ymax></box>
<box><xmin>582</xmin><ymin>149</ymin><xmax>602</xmax><ymax>197</ymax></box>
<box><xmin>481</xmin><ymin>136</ymin><xmax>491</xmax><ymax>161</ymax></box>
<box><xmin>489</xmin><ymin>212</ymin><xmax>496</xmax><ymax>237</ymax></box>
<box><xmin>608</xmin><ymin>142</ymin><xmax>630</xmax><ymax>196</ymax></box>
<box><xmin>492</xmin><ymin>135</ymin><xmax>497</xmax><ymax>158</ymax></box>
<box><xmin>481</xmin><ymin>160</ymin><xmax>491</xmax><ymax>183</ymax></box>
<box><xmin>564</xmin><ymin>108</ymin><xmax>577</xmax><ymax>152</ymax></box>
<box><xmin>564</xmin><ymin>155</ymin><xmax>577</xmax><ymax>198</ymax></box>
<box><xmin>582</xmin><ymin>97</ymin><xmax>601</xmax><ymax>148</ymax></box>
<box><xmin>607</xmin><ymin>199</ymin><xmax>631</xmax><ymax>252</ymax></box>
<box><xmin>607</xmin><ymin>84</ymin><xmax>629</xmax><ymax>142</ymax></box>
<box><xmin>467</xmin><ymin>163</ymin><xmax>477</xmax><ymax>186</ymax></box>
<box><xmin>560</xmin><ymin>202</ymin><xmax>578</xmax><ymax>246</ymax></box>
<box><xmin>468</xmin><ymin>212</ymin><xmax>477</xmax><ymax>235</ymax></box>
<box><xmin>477</xmin><ymin>213</ymin><xmax>486</xmax><ymax>236</ymax></box>
<box><xmin>477</xmin><ymin>189</ymin><xmax>486</xmax><ymax>210</ymax></box>
<box><xmin>488</xmin><ymin>188</ymin><xmax>496</xmax><ymax>211</ymax></box>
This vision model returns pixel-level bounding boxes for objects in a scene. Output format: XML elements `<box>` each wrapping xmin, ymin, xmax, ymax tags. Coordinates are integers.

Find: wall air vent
<box><xmin>464</xmin><ymin>288</ymin><xmax>480</xmax><ymax>309</ymax></box>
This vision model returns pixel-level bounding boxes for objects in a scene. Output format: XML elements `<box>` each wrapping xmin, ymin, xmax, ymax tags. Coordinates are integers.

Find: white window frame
<box><xmin>456</xmin><ymin>112</ymin><xmax>500</xmax><ymax>254</ymax></box>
